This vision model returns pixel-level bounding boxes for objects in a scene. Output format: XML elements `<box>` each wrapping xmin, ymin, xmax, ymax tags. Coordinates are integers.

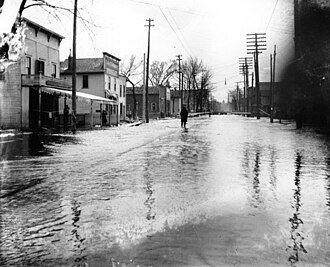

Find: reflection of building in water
<box><xmin>288</xmin><ymin>152</ymin><xmax>307</xmax><ymax>265</ymax></box>
<box><xmin>326</xmin><ymin>157</ymin><xmax>330</xmax><ymax>213</ymax></box>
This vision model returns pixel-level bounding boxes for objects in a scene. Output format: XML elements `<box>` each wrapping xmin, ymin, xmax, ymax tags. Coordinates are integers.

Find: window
<box><xmin>52</xmin><ymin>64</ymin><xmax>56</xmax><ymax>78</ymax></box>
<box><xmin>151</xmin><ymin>103</ymin><xmax>157</xmax><ymax>111</ymax></box>
<box><xmin>123</xmin><ymin>86</ymin><xmax>126</xmax><ymax>96</ymax></box>
<box><xmin>26</xmin><ymin>56</ymin><xmax>31</xmax><ymax>75</ymax></box>
<box><xmin>120</xmin><ymin>103</ymin><xmax>123</xmax><ymax>115</ymax></box>
<box><xmin>114</xmin><ymin>82</ymin><xmax>116</xmax><ymax>92</ymax></box>
<box><xmin>35</xmin><ymin>60</ymin><xmax>45</xmax><ymax>75</ymax></box>
<box><xmin>82</xmin><ymin>75</ymin><xmax>89</xmax><ymax>88</ymax></box>
<box><xmin>108</xmin><ymin>76</ymin><xmax>111</xmax><ymax>90</ymax></box>
<box><xmin>120</xmin><ymin>85</ymin><xmax>122</xmax><ymax>97</ymax></box>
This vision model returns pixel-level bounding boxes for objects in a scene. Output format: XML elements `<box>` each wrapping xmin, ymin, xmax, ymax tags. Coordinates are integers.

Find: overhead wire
<box><xmin>157</xmin><ymin>5</ymin><xmax>192</xmax><ymax>58</ymax></box>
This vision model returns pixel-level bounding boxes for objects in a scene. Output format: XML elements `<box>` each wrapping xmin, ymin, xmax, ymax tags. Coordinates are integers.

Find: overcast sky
<box><xmin>2</xmin><ymin>0</ymin><xmax>295</xmax><ymax>101</ymax></box>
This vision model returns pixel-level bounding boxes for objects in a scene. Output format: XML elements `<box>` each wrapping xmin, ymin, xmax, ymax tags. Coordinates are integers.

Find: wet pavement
<box><xmin>1</xmin><ymin>115</ymin><xmax>330</xmax><ymax>266</ymax></box>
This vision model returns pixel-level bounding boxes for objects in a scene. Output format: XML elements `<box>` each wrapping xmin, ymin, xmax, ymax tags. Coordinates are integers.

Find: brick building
<box><xmin>126</xmin><ymin>86</ymin><xmax>170</xmax><ymax>120</ymax></box>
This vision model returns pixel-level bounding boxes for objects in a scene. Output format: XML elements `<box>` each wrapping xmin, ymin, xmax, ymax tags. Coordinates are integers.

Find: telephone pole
<box><xmin>176</xmin><ymin>55</ymin><xmax>182</xmax><ymax>109</ymax></box>
<box><xmin>239</xmin><ymin>57</ymin><xmax>253</xmax><ymax>113</ymax></box>
<box><xmin>144</xmin><ymin>18</ymin><xmax>154</xmax><ymax>123</ymax></box>
<box><xmin>270</xmin><ymin>45</ymin><xmax>276</xmax><ymax>123</ymax></box>
<box><xmin>142</xmin><ymin>53</ymin><xmax>146</xmax><ymax>121</ymax></box>
<box><xmin>71</xmin><ymin>0</ymin><xmax>78</xmax><ymax>132</ymax></box>
<box><xmin>247</xmin><ymin>33</ymin><xmax>266</xmax><ymax>119</ymax></box>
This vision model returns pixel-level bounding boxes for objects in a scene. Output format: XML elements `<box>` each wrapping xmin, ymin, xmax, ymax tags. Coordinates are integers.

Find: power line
<box><xmin>265</xmin><ymin>0</ymin><xmax>279</xmax><ymax>32</ymax></box>
<box><xmin>158</xmin><ymin>5</ymin><xmax>191</xmax><ymax>57</ymax></box>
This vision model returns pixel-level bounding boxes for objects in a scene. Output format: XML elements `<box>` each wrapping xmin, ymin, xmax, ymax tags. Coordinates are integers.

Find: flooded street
<box><xmin>2</xmin><ymin>115</ymin><xmax>330</xmax><ymax>266</ymax></box>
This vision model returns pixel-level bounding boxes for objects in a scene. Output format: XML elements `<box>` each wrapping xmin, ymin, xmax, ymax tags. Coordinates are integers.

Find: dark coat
<box><xmin>180</xmin><ymin>107</ymin><xmax>188</xmax><ymax>121</ymax></box>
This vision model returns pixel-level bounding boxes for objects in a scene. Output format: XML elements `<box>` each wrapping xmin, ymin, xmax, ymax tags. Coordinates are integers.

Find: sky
<box><xmin>1</xmin><ymin>0</ymin><xmax>295</xmax><ymax>101</ymax></box>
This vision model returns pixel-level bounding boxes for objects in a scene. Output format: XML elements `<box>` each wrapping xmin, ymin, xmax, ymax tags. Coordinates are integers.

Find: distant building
<box><xmin>247</xmin><ymin>82</ymin><xmax>281</xmax><ymax>117</ymax></box>
<box><xmin>61</xmin><ymin>52</ymin><xmax>126</xmax><ymax>126</ymax></box>
<box><xmin>126</xmin><ymin>86</ymin><xmax>170</xmax><ymax>120</ymax></box>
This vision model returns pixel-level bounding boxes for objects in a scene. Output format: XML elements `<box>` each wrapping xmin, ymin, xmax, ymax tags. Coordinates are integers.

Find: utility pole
<box><xmin>200</xmin><ymin>70</ymin><xmax>205</xmax><ymax>112</ymax></box>
<box><xmin>247</xmin><ymin>33</ymin><xmax>267</xmax><ymax>119</ymax></box>
<box><xmin>271</xmin><ymin>45</ymin><xmax>277</xmax><ymax>123</ymax></box>
<box><xmin>270</xmin><ymin>54</ymin><xmax>273</xmax><ymax>123</ymax></box>
<box><xmin>176</xmin><ymin>55</ymin><xmax>182</xmax><ymax>110</ymax></box>
<box><xmin>239</xmin><ymin>57</ymin><xmax>253</xmax><ymax>113</ymax></box>
<box><xmin>142</xmin><ymin>53</ymin><xmax>146</xmax><ymax>121</ymax></box>
<box><xmin>72</xmin><ymin>0</ymin><xmax>77</xmax><ymax>132</ymax></box>
<box><xmin>144</xmin><ymin>18</ymin><xmax>154</xmax><ymax>123</ymax></box>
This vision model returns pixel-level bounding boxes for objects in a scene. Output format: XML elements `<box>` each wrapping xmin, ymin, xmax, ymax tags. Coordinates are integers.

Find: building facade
<box><xmin>126</xmin><ymin>86</ymin><xmax>170</xmax><ymax>120</ymax></box>
<box><xmin>0</xmin><ymin>18</ymin><xmax>72</xmax><ymax>130</ymax></box>
<box><xmin>60</xmin><ymin>52</ymin><xmax>126</xmax><ymax>126</ymax></box>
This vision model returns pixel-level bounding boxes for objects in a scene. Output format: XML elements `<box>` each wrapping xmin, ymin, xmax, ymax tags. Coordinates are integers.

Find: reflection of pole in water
<box><xmin>71</xmin><ymin>200</ymin><xmax>87</xmax><ymax>264</ymax></box>
<box><xmin>252</xmin><ymin>150</ymin><xmax>261</xmax><ymax>207</ymax></box>
<box><xmin>269</xmin><ymin>148</ymin><xmax>278</xmax><ymax>198</ymax></box>
<box><xmin>288</xmin><ymin>152</ymin><xmax>307</xmax><ymax>265</ymax></box>
<box><xmin>143</xmin><ymin>152</ymin><xmax>155</xmax><ymax>222</ymax></box>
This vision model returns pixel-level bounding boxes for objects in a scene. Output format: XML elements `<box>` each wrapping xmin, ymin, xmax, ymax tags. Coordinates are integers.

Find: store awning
<box><xmin>37</xmin><ymin>87</ymin><xmax>118</xmax><ymax>105</ymax></box>
<box><xmin>105</xmin><ymin>89</ymin><xmax>118</xmax><ymax>101</ymax></box>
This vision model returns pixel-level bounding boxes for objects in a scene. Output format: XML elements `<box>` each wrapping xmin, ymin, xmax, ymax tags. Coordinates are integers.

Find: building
<box><xmin>0</xmin><ymin>18</ymin><xmax>73</xmax><ymax>130</ymax></box>
<box><xmin>60</xmin><ymin>52</ymin><xmax>126</xmax><ymax>126</ymax></box>
<box><xmin>126</xmin><ymin>86</ymin><xmax>170</xmax><ymax>120</ymax></box>
<box><xmin>247</xmin><ymin>82</ymin><xmax>281</xmax><ymax>117</ymax></box>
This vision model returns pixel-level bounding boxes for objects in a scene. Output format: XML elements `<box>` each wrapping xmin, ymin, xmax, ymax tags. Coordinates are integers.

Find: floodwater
<box><xmin>1</xmin><ymin>115</ymin><xmax>330</xmax><ymax>267</ymax></box>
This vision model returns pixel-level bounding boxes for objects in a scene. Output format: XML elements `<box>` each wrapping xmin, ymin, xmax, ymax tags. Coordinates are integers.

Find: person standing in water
<box><xmin>180</xmin><ymin>106</ymin><xmax>188</xmax><ymax>128</ymax></box>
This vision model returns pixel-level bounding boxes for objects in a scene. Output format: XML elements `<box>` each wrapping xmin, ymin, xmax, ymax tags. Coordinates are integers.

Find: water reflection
<box><xmin>241</xmin><ymin>144</ymin><xmax>264</xmax><ymax>209</ymax></box>
<box><xmin>143</xmin><ymin>151</ymin><xmax>155</xmax><ymax>222</ymax></box>
<box><xmin>252</xmin><ymin>149</ymin><xmax>261</xmax><ymax>207</ymax></box>
<box><xmin>269</xmin><ymin>147</ymin><xmax>277</xmax><ymax>195</ymax></box>
<box><xmin>288</xmin><ymin>152</ymin><xmax>307</xmax><ymax>265</ymax></box>
<box><xmin>70</xmin><ymin>200</ymin><xmax>87</xmax><ymax>266</ymax></box>
<box><xmin>325</xmin><ymin>157</ymin><xmax>330</xmax><ymax>213</ymax></box>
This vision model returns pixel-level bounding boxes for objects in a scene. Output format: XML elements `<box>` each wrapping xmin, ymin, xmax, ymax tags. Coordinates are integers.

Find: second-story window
<box><xmin>35</xmin><ymin>60</ymin><xmax>45</xmax><ymax>75</ymax></box>
<box><xmin>26</xmin><ymin>56</ymin><xmax>31</xmax><ymax>75</ymax></box>
<box><xmin>82</xmin><ymin>75</ymin><xmax>89</xmax><ymax>88</ymax></box>
<box><xmin>108</xmin><ymin>76</ymin><xmax>111</xmax><ymax>90</ymax></box>
<box><xmin>52</xmin><ymin>64</ymin><xmax>57</xmax><ymax>78</ymax></box>
<box><xmin>120</xmin><ymin>85</ymin><xmax>122</xmax><ymax>97</ymax></box>
<box><xmin>114</xmin><ymin>82</ymin><xmax>116</xmax><ymax>92</ymax></box>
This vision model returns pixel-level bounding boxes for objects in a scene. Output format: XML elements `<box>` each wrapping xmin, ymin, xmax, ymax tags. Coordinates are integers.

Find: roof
<box><xmin>37</xmin><ymin>87</ymin><xmax>117</xmax><ymax>104</ymax></box>
<box><xmin>61</xmin><ymin>58</ymin><xmax>104</xmax><ymax>74</ymax></box>
<box><xmin>23</xmin><ymin>17</ymin><xmax>65</xmax><ymax>40</ymax></box>
<box><xmin>103</xmin><ymin>52</ymin><xmax>121</xmax><ymax>62</ymax></box>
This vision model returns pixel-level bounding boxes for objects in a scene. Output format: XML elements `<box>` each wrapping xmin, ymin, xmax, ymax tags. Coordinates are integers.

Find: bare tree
<box><xmin>0</xmin><ymin>0</ymin><xmax>96</xmax><ymax>59</ymax></box>
<box><xmin>120</xmin><ymin>55</ymin><xmax>143</xmax><ymax>120</ymax></box>
<box><xmin>181</xmin><ymin>56</ymin><xmax>203</xmax><ymax>111</ymax></box>
<box><xmin>149</xmin><ymin>60</ymin><xmax>177</xmax><ymax>87</ymax></box>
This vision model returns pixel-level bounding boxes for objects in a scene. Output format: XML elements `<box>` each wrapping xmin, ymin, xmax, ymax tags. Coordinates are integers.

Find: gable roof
<box><xmin>61</xmin><ymin>58</ymin><xmax>104</xmax><ymax>74</ymax></box>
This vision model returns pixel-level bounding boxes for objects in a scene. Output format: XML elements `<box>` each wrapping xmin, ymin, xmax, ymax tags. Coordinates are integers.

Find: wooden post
<box><xmin>90</xmin><ymin>100</ymin><xmax>93</xmax><ymax>129</ymax></box>
<box><xmin>38</xmin><ymin>90</ymin><xmax>42</xmax><ymax>128</ymax></box>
